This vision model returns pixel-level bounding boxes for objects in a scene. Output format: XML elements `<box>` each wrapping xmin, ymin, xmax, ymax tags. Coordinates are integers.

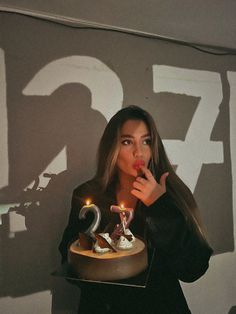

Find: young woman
<box><xmin>59</xmin><ymin>105</ymin><xmax>213</xmax><ymax>314</ymax></box>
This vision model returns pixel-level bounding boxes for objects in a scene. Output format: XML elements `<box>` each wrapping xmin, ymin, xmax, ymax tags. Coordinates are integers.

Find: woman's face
<box><xmin>116</xmin><ymin>119</ymin><xmax>152</xmax><ymax>179</ymax></box>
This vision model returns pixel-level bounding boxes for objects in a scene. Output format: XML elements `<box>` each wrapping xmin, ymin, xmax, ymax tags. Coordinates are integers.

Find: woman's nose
<box><xmin>133</xmin><ymin>143</ymin><xmax>143</xmax><ymax>157</ymax></box>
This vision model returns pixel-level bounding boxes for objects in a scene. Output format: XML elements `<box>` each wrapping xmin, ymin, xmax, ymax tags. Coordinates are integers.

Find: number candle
<box><xmin>79</xmin><ymin>199</ymin><xmax>101</xmax><ymax>239</ymax></box>
<box><xmin>110</xmin><ymin>204</ymin><xmax>134</xmax><ymax>229</ymax></box>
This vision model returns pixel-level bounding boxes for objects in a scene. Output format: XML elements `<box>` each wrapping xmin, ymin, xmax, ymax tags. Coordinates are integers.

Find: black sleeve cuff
<box><xmin>145</xmin><ymin>192</ymin><xmax>181</xmax><ymax>220</ymax></box>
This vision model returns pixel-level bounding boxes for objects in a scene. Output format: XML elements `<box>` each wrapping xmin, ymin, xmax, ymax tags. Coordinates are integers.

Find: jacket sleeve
<box><xmin>145</xmin><ymin>193</ymin><xmax>213</xmax><ymax>283</ymax></box>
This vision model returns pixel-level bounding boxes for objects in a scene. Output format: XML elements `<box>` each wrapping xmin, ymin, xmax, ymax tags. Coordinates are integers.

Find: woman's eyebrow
<box><xmin>120</xmin><ymin>133</ymin><xmax>150</xmax><ymax>138</ymax></box>
<box><xmin>121</xmin><ymin>134</ymin><xmax>134</xmax><ymax>138</ymax></box>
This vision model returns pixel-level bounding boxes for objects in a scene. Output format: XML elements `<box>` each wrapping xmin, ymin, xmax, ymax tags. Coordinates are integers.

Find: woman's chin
<box><xmin>124</xmin><ymin>170</ymin><xmax>138</xmax><ymax>179</ymax></box>
<box><xmin>118</xmin><ymin>168</ymin><xmax>141</xmax><ymax>179</ymax></box>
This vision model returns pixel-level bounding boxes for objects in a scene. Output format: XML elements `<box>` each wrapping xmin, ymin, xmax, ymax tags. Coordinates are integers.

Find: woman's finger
<box><xmin>139</xmin><ymin>166</ymin><xmax>155</xmax><ymax>181</ymax></box>
<box><xmin>159</xmin><ymin>172</ymin><xmax>169</xmax><ymax>189</ymax></box>
<box><xmin>130</xmin><ymin>189</ymin><xmax>143</xmax><ymax>199</ymax></box>
<box><xmin>133</xmin><ymin>181</ymin><xmax>144</xmax><ymax>191</ymax></box>
<box><xmin>136</xmin><ymin>177</ymin><xmax>147</xmax><ymax>185</ymax></box>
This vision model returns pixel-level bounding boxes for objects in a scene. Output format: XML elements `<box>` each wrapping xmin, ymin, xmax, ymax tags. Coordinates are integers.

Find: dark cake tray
<box><xmin>52</xmin><ymin>249</ymin><xmax>155</xmax><ymax>289</ymax></box>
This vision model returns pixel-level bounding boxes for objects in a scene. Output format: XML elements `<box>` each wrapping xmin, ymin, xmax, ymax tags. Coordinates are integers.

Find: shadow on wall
<box><xmin>0</xmin><ymin>84</ymin><xmax>107</xmax><ymax>303</ymax></box>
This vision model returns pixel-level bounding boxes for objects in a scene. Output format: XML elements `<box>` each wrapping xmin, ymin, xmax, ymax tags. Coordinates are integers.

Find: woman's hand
<box><xmin>131</xmin><ymin>166</ymin><xmax>169</xmax><ymax>206</ymax></box>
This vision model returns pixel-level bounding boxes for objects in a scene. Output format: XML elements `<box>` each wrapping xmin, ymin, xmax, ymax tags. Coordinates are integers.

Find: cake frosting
<box><xmin>116</xmin><ymin>235</ymin><xmax>133</xmax><ymax>250</ymax></box>
<box><xmin>94</xmin><ymin>233</ymin><xmax>113</xmax><ymax>253</ymax></box>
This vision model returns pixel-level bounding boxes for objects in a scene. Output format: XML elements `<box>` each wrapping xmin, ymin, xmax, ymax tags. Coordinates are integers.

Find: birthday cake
<box><xmin>68</xmin><ymin>203</ymin><xmax>148</xmax><ymax>281</ymax></box>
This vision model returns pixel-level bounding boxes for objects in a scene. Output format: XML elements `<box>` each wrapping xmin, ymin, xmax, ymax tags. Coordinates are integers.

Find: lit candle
<box><xmin>79</xmin><ymin>199</ymin><xmax>101</xmax><ymax>239</ymax></box>
<box><xmin>110</xmin><ymin>204</ymin><xmax>134</xmax><ymax>229</ymax></box>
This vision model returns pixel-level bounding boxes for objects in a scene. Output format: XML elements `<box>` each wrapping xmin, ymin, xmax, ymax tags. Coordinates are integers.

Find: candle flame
<box><xmin>120</xmin><ymin>203</ymin><xmax>125</xmax><ymax>210</ymax></box>
<box><xmin>86</xmin><ymin>199</ymin><xmax>91</xmax><ymax>206</ymax></box>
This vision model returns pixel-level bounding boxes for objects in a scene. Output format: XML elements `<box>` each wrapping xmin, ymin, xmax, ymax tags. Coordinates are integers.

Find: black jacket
<box><xmin>59</xmin><ymin>179</ymin><xmax>213</xmax><ymax>314</ymax></box>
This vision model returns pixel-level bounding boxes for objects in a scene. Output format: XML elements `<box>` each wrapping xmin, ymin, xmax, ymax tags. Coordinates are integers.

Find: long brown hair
<box><xmin>95</xmin><ymin>105</ymin><xmax>207</xmax><ymax>241</ymax></box>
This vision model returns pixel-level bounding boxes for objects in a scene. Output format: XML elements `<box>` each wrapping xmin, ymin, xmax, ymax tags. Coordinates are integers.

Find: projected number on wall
<box><xmin>153</xmin><ymin>65</ymin><xmax>224</xmax><ymax>192</ymax></box>
<box><xmin>0</xmin><ymin>49</ymin><xmax>8</xmax><ymax>190</ymax></box>
<box><xmin>0</xmin><ymin>51</ymin><xmax>236</xmax><ymax>231</ymax></box>
<box><xmin>0</xmin><ymin>54</ymin><xmax>123</xmax><ymax>234</ymax></box>
<box><xmin>22</xmin><ymin>56</ymin><xmax>123</xmax><ymax>190</ymax></box>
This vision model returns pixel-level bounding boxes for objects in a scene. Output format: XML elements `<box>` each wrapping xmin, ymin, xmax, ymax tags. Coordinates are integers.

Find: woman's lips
<box><xmin>133</xmin><ymin>160</ymin><xmax>145</xmax><ymax>170</ymax></box>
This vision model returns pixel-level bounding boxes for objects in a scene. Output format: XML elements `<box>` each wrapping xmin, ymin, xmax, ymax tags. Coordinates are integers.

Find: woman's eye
<box><xmin>121</xmin><ymin>139</ymin><xmax>132</xmax><ymax>145</ymax></box>
<box><xmin>143</xmin><ymin>138</ymin><xmax>151</xmax><ymax>145</ymax></box>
